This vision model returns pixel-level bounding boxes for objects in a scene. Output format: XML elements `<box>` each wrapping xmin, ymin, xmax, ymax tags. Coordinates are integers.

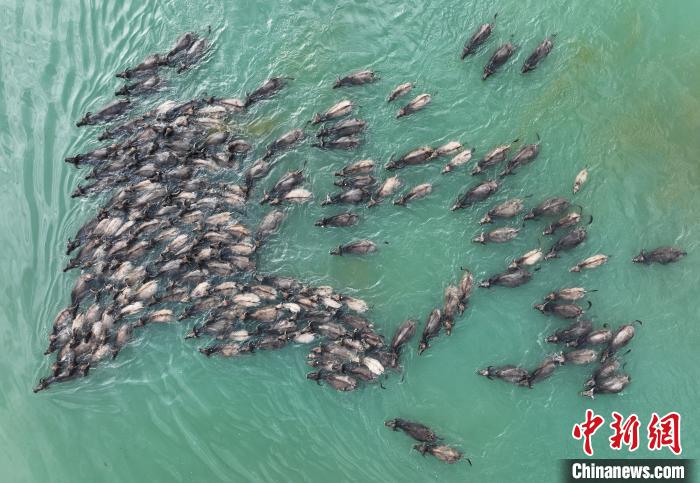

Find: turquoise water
<box><xmin>1</xmin><ymin>0</ymin><xmax>699</xmax><ymax>481</ymax></box>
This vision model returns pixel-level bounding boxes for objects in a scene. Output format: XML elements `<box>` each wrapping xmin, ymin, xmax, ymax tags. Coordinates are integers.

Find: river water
<box><xmin>1</xmin><ymin>0</ymin><xmax>699</xmax><ymax>481</ymax></box>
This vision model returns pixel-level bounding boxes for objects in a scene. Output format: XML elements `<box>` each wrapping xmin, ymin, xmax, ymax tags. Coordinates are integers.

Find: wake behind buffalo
<box><xmin>37</xmin><ymin>24</ymin><xmax>686</xmax><ymax>466</ymax></box>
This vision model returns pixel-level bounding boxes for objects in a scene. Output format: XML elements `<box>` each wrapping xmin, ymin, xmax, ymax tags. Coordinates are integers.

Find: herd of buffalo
<box><xmin>36</xmin><ymin>22</ymin><xmax>687</xmax><ymax>465</ymax></box>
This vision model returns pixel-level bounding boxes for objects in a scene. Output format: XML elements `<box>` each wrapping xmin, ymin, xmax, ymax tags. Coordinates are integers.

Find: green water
<box><xmin>1</xmin><ymin>0</ymin><xmax>699</xmax><ymax>481</ymax></box>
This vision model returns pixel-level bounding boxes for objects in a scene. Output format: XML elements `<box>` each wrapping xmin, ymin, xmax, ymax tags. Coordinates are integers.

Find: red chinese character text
<box><xmin>647</xmin><ymin>412</ymin><xmax>682</xmax><ymax>455</ymax></box>
<box><xmin>609</xmin><ymin>412</ymin><xmax>640</xmax><ymax>451</ymax></box>
<box><xmin>572</xmin><ymin>409</ymin><xmax>605</xmax><ymax>456</ymax></box>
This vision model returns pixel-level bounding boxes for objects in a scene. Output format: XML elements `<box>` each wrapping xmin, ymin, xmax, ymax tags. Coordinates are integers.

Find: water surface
<box><xmin>1</xmin><ymin>0</ymin><xmax>699</xmax><ymax>481</ymax></box>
